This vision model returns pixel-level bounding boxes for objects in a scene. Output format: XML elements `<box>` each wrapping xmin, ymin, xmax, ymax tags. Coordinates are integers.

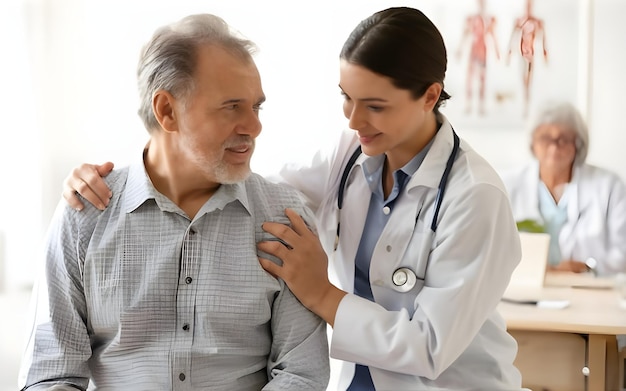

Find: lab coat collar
<box><xmin>406</xmin><ymin>115</ymin><xmax>457</xmax><ymax>191</ymax></box>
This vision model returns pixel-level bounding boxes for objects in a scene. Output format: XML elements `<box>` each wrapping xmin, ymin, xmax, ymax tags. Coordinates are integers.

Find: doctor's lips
<box><xmin>357</xmin><ymin>132</ymin><xmax>381</xmax><ymax>144</ymax></box>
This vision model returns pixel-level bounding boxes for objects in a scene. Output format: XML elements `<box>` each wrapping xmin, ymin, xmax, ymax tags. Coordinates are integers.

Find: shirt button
<box><xmin>386</xmin><ymin>245</ymin><xmax>392</xmax><ymax>252</ymax></box>
<box><xmin>382</xmin><ymin>206</ymin><xmax>391</xmax><ymax>215</ymax></box>
<box><xmin>179</xmin><ymin>373</ymin><xmax>186</xmax><ymax>381</ymax></box>
<box><xmin>182</xmin><ymin>323</ymin><xmax>190</xmax><ymax>331</ymax></box>
<box><xmin>185</xmin><ymin>277</ymin><xmax>193</xmax><ymax>284</ymax></box>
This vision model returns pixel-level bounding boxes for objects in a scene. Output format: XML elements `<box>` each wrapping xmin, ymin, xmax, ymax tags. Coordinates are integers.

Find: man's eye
<box><xmin>368</xmin><ymin>106</ymin><xmax>383</xmax><ymax>112</ymax></box>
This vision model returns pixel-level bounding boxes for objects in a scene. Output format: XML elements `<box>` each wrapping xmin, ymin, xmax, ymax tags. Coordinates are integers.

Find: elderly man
<box><xmin>18</xmin><ymin>13</ymin><xmax>329</xmax><ymax>391</ymax></box>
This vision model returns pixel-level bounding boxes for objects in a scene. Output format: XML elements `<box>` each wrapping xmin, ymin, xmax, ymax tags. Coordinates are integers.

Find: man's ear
<box><xmin>153</xmin><ymin>90</ymin><xmax>179</xmax><ymax>133</ymax></box>
<box><xmin>423</xmin><ymin>83</ymin><xmax>443</xmax><ymax>112</ymax></box>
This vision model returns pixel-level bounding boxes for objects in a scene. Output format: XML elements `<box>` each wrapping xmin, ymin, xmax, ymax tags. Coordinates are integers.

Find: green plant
<box><xmin>516</xmin><ymin>219</ymin><xmax>546</xmax><ymax>233</ymax></box>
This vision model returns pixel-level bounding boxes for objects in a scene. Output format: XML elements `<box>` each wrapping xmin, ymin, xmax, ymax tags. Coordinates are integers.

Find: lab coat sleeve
<box><xmin>274</xmin><ymin>130</ymin><xmax>359</xmax><ymax>214</ymax></box>
<box><xmin>330</xmin><ymin>182</ymin><xmax>520</xmax><ymax>379</ymax></box>
<box><xmin>603</xmin><ymin>172</ymin><xmax>626</xmax><ymax>274</ymax></box>
<box><xmin>498</xmin><ymin>162</ymin><xmax>542</xmax><ymax>223</ymax></box>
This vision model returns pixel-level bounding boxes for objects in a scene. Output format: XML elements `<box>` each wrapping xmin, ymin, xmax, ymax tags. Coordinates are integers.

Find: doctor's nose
<box><xmin>344</xmin><ymin>104</ymin><xmax>367</xmax><ymax>131</ymax></box>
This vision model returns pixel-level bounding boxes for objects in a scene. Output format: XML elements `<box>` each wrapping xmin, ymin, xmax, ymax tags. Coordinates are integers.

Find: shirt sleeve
<box><xmin>262</xmin><ymin>204</ymin><xmax>330</xmax><ymax>390</ymax></box>
<box><xmin>19</xmin><ymin>199</ymin><xmax>94</xmax><ymax>390</ymax></box>
<box><xmin>264</xmin><ymin>286</ymin><xmax>330</xmax><ymax>390</ymax></box>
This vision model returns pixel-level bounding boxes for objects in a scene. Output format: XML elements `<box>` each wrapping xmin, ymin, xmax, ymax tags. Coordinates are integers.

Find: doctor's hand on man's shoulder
<box><xmin>63</xmin><ymin>161</ymin><xmax>115</xmax><ymax>211</ymax></box>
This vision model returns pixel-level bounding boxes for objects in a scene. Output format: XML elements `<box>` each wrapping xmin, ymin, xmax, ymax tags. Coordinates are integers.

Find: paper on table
<box><xmin>501</xmin><ymin>297</ymin><xmax>570</xmax><ymax>309</ymax></box>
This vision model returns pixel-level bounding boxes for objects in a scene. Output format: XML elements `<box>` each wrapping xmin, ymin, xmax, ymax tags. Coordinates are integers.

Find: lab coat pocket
<box><xmin>372</xmin><ymin>228</ymin><xmax>432</xmax><ymax>315</ymax></box>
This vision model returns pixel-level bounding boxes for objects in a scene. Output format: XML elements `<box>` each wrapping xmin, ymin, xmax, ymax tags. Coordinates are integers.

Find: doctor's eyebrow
<box><xmin>338</xmin><ymin>85</ymin><xmax>388</xmax><ymax>103</ymax></box>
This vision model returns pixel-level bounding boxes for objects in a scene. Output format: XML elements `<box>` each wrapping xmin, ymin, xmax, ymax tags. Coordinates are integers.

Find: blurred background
<box><xmin>1</xmin><ymin>0</ymin><xmax>625</xmax><ymax>389</ymax></box>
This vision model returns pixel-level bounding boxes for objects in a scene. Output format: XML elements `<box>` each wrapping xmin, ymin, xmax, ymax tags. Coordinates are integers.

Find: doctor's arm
<box><xmin>559</xmin><ymin>176</ymin><xmax>626</xmax><ymax>275</ymax></box>
<box><xmin>260</xmin><ymin>184</ymin><xmax>520</xmax><ymax>378</ymax></box>
<box><xmin>62</xmin><ymin>162</ymin><xmax>115</xmax><ymax>211</ymax></box>
<box><xmin>602</xmin><ymin>177</ymin><xmax>626</xmax><ymax>274</ymax></box>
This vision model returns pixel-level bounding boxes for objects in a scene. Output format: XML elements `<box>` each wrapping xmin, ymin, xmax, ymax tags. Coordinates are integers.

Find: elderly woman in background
<box><xmin>502</xmin><ymin>101</ymin><xmax>626</xmax><ymax>277</ymax></box>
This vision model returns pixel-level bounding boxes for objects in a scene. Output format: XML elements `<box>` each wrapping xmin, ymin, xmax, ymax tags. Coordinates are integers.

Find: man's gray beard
<box><xmin>213</xmin><ymin>163</ymin><xmax>251</xmax><ymax>185</ymax></box>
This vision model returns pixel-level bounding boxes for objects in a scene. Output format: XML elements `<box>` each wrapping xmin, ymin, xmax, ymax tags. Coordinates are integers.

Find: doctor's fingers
<box><xmin>257</xmin><ymin>242</ymin><xmax>298</xmax><ymax>282</ymax></box>
<box><xmin>283</xmin><ymin>208</ymin><xmax>314</xmax><ymax>236</ymax></box>
<box><xmin>261</xmin><ymin>220</ymin><xmax>301</xmax><ymax>248</ymax></box>
<box><xmin>258</xmin><ymin>239</ymin><xmax>292</xmax><ymax>260</ymax></box>
<box><xmin>258</xmin><ymin>256</ymin><xmax>281</xmax><ymax>278</ymax></box>
<box><xmin>62</xmin><ymin>183</ymin><xmax>87</xmax><ymax>211</ymax></box>
<box><xmin>63</xmin><ymin>163</ymin><xmax>113</xmax><ymax>210</ymax></box>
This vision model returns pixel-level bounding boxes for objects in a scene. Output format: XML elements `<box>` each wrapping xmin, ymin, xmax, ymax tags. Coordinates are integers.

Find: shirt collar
<box><xmin>122</xmin><ymin>149</ymin><xmax>251</xmax><ymax>217</ymax></box>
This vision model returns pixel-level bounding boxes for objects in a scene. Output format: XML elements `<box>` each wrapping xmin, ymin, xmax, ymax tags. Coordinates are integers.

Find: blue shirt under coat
<box><xmin>347</xmin><ymin>139</ymin><xmax>433</xmax><ymax>391</ymax></box>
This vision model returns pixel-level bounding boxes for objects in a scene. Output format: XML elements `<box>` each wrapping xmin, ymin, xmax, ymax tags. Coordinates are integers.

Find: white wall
<box><xmin>586</xmin><ymin>0</ymin><xmax>626</xmax><ymax>174</ymax></box>
<box><xmin>1</xmin><ymin>0</ymin><xmax>625</xmax><ymax>289</ymax></box>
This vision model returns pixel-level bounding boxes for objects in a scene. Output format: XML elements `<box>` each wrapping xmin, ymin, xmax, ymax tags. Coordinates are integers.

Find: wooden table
<box><xmin>498</xmin><ymin>273</ymin><xmax>626</xmax><ymax>391</ymax></box>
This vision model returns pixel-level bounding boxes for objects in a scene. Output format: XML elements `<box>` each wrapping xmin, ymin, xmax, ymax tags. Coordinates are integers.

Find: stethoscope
<box><xmin>336</xmin><ymin>130</ymin><xmax>460</xmax><ymax>293</ymax></box>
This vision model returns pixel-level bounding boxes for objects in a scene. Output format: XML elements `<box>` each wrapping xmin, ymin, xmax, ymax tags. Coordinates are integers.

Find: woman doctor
<box><xmin>501</xmin><ymin>101</ymin><xmax>626</xmax><ymax>276</ymax></box>
<box><xmin>62</xmin><ymin>7</ymin><xmax>524</xmax><ymax>390</ymax></box>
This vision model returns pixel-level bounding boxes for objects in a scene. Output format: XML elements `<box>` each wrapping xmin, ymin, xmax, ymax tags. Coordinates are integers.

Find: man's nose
<box><xmin>238</xmin><ymin>109</ymin><xmax>262</xmax><ymax>137</ymax></box>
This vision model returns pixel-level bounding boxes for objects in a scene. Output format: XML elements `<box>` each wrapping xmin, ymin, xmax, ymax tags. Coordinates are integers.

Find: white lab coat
<box><xmin>501</xmin><ymin>160</ymin><xmax>626</xmax><ymax>276</ymax></box>
<box><xmin>278</xmin><ymin>117</ymin><xmax>524</xmax><ymax>390</ymax></box>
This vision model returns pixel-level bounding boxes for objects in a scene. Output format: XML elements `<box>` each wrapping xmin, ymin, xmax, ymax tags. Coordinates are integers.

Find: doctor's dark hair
<box><xmin>529</xmin><ymin>101</ymin><xmax>589</xmax><ymax>165</ymax></box>
<box><xmin>340</xmin><ymin>7</ymin><xmax>451</xmax><ymax>114</ymax></box>
<box><xmin>137</xmin><ymin>14</ymin><xmax>257</xmax><ymax>133</ymax></box>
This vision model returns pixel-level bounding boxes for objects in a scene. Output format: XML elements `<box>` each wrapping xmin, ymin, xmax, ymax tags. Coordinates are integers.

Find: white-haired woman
<box><xmin>502</xmin><ymin>101</ymin><xmax>626</xmax><ymax>276</ymax></box>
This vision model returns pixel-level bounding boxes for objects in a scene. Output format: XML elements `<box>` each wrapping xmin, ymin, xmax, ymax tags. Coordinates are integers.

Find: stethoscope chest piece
<box><xmin>392</xmin><ymin>267</ymin><xmax>417</xmax><ymax>293</ymax></box>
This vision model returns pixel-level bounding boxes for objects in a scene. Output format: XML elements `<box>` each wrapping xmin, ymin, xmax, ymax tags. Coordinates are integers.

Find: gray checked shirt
<box><xmin>19</xmin><ymin>159</ymin><xmax>329</xmax><ymax>391</ymax></box>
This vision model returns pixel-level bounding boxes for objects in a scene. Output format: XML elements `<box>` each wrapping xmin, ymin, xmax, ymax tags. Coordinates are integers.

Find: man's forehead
<box><xmin>194</xmin><ymin>45</ymin><xmax>263</xmax><ymax>97</ymax></box>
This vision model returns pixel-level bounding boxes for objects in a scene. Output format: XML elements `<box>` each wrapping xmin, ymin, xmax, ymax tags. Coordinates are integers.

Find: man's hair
<box><xmin>137</xmin><ymin>14</ymin><xmax>258</xmax><ymax>132</ymax></box>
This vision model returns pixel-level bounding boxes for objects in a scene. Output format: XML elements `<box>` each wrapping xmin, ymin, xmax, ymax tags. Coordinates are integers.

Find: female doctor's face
<box><xmin>339</xmin><ymin>60</ymin><xmax>440</xmax><ymax>170</ymax></box>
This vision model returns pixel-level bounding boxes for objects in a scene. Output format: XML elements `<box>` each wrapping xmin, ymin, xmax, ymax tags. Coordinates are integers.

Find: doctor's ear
<box><xmin>423</xmin><ymin>83</ymin><xmax>443</xmax><ymax>112</ymax></box>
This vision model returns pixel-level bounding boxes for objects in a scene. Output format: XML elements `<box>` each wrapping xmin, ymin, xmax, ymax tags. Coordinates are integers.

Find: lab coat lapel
<box><xmin>522</xmin><ymin>161</ymin><xmax>544</xmax><ymax>222</ymax></box>
<box><xmin>369</xmin><ymin>122</ymin><xmax>453</xmax><ymax>293</ymax></box>
<box><xmin>334</xmin><ymin>155</ymin><xmax>370</xmax><ymax>293</ymax></box>
<box><xmin>560</xmin><ymin>166</ymin><xmax>581</xmax><ymax>259</ymax></box>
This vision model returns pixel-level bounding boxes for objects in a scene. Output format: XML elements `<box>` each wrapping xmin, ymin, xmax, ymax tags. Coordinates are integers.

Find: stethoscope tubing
<box><xmin>336</xmin><ymin>129</ymin><xmax>461</xmax><ymax>292</ymax></box>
